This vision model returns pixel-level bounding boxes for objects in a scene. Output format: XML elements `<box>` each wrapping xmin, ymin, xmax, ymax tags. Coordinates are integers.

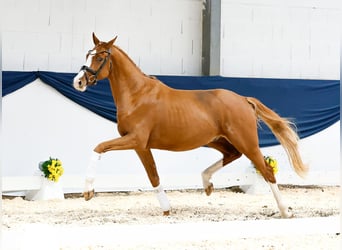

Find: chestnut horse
<box><xmin>73</xmin><ymin>33</ymin><xmax>308</xmax><ymax>218</ymax></box>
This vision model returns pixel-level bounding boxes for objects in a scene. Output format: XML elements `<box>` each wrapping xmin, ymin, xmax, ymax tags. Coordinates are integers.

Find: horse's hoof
<box><xmin>163</xmin><ymin>210</ymin><xmax>170</xmax><ymax>216</ymax></box>
<box><xmin>282</xmin><ymin>212</ymin><xmax>295</xmax><ymax>219</ymax></box>
<box><xmin>281</xmin><ymin>208</ymin><xmax>294</xmax><ymax>219</ymax></box>
<box><xmin>83</xmin><ymin>189</ymin><xmax>95</xmax><ymax>201</ymax></box>
<box><xmin>281</xmin><ymin>213</ymin><xmax>294</xmax><ymax>219</ymax></box>
<box><xmin>204</xmin><ymin>183</ymin><xmax>214</xmax><ymax>196</ymax></box>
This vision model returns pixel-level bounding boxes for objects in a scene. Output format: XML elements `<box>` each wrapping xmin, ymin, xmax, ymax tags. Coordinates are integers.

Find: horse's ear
<box><xmin>106</xmin><ymin>36</ymin><xmax>118</xmax><ymax>48</ymax></box>
<box><xmin>92</xmin><ymin>32</ymin><xmax>100</xmax><ymax>45</ymax></box>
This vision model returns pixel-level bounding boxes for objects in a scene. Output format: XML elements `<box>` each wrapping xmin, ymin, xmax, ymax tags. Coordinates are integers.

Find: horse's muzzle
<box><xmin>73</xmin><ymin>75</ymin><xmax>87</xmax><ymax>92</ymax></box>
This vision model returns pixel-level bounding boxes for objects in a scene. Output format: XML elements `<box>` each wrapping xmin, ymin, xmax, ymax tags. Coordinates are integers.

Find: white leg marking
<box><xmin>154</xmin><ymin>184</ymin><xmax>171</xmax><ymax>212</ymax></box>
<box><xmin>201</xmin><ymin>159</ymin><xmax>223</xmax><ymax>189</ymax></box>
<box><xmin>269</xmin><ymin>183</ymin><xmax>293</xmax><ymax>218</ymax></box>
<box><xmin>84</xmin><ymin>151</ymin><xmax>101</xmax><ymax>192</ymax></box>
<box><xmin>84</xmin><ymin>178</ymin><xmax>94</xmax><ymax>193</ymax></box>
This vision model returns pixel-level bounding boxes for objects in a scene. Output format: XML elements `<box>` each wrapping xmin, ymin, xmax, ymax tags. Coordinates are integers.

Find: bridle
<box><xmin>80</xmin><ymin>49</ymin><xmax>111</xmax><ymax>85</ymax></box>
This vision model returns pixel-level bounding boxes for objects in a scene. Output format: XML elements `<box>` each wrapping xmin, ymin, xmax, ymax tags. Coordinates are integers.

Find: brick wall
<box><xmin>221</xmin><ymin>0</ymin><xmax>340</xmax><ymax>79</ymax></box>
<box><xmin>2</xmin><ymin>0</ymin><xmax>202</xmax><ymax>75</ymax></box>
<box><xmin>2</xmin><ymin>0</ymin><xmax>340</xmax><ymax>79</ymax></box>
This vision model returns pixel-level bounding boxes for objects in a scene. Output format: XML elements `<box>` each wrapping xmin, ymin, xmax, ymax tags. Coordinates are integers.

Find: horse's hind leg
<box><xmin>221</xmin><ymin>101</ymin><xmax>293</xmax><ymax>218</ymax></box>
<box><xmin>202</xmin><ymin>138</ymin><xmax>242</xmax><ymax>196</ymax></box>
<box><xmin>202</xmin><ymin>159</ymin><xmax>223</xmax><ymax>196</ymax></box>
<box><xmin>135</xmin><ymin>149</ymin><xmax>171</xmax><ymax>216</ymax></box>
<box><xmin>244</xmin><ymin>149</ymin><xmax>293</xmax><ymax>218</ymax></box>
<box><xmin>269</xmin><ymin>182</ymin><xmax>294</xmax><ymax>218</ymax></box>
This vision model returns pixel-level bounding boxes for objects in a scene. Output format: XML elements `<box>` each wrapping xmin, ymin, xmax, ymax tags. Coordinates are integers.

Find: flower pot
<box><xmin>239</xmin><ymin>163</ymin><xmax>272</xmax><ymax>195</ymax></box>
<box><xmin>25</xmin><ymin>177</ymin><xmax>64</xmax><ymax>201</ymax></box>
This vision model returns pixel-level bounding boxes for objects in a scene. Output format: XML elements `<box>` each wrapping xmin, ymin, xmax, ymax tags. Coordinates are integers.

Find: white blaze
<box><xmin>73</xmin><ymin>53</ymin><xmax>95</xmax><ymax>91</ymax></box>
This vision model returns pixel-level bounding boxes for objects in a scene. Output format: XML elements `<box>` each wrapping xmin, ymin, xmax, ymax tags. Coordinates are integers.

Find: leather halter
<box><xmin>80</xmin><ymin>49</ymin><xmax>111</xmax><ymax>85</ymax></box>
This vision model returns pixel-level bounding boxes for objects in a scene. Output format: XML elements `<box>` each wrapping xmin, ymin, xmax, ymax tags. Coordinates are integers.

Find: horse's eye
<box><xmin>96</xmin><ymin>57</ymin><xmax>104</xmax><ymax>62</ymax></box>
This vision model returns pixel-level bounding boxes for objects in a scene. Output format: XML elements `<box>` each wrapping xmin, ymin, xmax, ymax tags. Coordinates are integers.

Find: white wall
<box><xmin>2</xmin><ymin>0</ymin><xmax>203</xmax><ymax>75</ymax></box>
<box><xmin>2</xmin><ymin>0</ymin><xmax>340</xmax><ymax>79</ymax></box>
<box><xmin>220</xmin><ymin>0</ymin><xmax>340</xmax><ymax>79</ymax></box>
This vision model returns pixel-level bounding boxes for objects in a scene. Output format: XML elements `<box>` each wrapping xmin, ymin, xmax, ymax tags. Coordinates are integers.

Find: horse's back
<box><xmin>156</xmin><ymin>85</ymin><xmax>253</xmax><ymax>128</ymax></box>
<box><xmin>186</xmin><ymin>88</ymin><xmax>253</xmax><ymax>121</ymax></box>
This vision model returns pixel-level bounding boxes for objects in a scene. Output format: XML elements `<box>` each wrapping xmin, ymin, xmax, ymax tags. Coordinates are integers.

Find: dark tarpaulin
<box><xmin>3</xmin><ymin>71</ymin><xmax>117</xmax><ymax>123</ymax></box>
<box><xmin>2</xmin><ymin>71</ymin><xmax>340</xmax><ymax>147</ymax></box>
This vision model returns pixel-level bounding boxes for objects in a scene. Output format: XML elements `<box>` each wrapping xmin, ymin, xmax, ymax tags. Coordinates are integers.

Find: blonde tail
<box><xmin>247</xmin><ymin>97</ymin><xmax>308</xmax><ymax>177</ymax></box>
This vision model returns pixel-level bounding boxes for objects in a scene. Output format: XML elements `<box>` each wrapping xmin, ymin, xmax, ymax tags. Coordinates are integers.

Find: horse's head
<box><xmin>73</xmin><ymin>33</ymin><xmax>117</xmax><ymax>92</ymax></box>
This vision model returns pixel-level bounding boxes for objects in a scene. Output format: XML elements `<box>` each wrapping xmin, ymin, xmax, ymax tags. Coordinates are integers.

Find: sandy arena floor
<box><xmin>2</xmin><ymin>185</ymin><xmax>341</xmax><ymax>249</ymax></box>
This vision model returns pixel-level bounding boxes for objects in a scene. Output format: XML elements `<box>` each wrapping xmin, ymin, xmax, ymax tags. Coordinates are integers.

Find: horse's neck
<box><xmin>108</xmin><ymin>47</ymin><xmax>147</xmax><ymax>108</ymax></box>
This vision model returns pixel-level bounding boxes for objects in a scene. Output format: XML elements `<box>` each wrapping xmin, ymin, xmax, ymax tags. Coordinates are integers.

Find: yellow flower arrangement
<box><xmin>256</xmin><ymin>156</ymin><xmax>278</xmax><ymax>175</ymax></box>
<box><xmin>264</xmin><ymin>156</ymin><xmax>278</xmax><ymax>174</ymax></box>
<box><xmin>39</xmin><ymin>157</ymin><xmax>64</xmax><ymax>182</ymax></box>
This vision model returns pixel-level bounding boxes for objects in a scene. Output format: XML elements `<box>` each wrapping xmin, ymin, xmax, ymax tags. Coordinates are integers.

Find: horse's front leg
<box><xmin>83</xmin><ymin>134</ymin><xmax>139</xmax><ymax>201</ymax></box>
<box><xmin>83</xmin><ymin>151</ymin><xmax>101</xmax><ymax>201</ymax></box>
<box><xmin>135</xmin><ymin>149</ymin><xmax>171</xmax><ymax>216</ymax></box>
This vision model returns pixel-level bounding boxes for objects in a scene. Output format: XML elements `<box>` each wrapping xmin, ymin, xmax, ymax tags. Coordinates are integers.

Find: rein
<box><xmin>80</xmin><ymin>49</ymin><xmax>111</xmax><ymax>85</ymax></box>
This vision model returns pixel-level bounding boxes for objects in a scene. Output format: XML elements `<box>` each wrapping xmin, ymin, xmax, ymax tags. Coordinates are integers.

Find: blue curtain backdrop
<box><xmin>2</xmin><ymin>71</ymin><xmax>340</xmax><ymax>147</ymax></box>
